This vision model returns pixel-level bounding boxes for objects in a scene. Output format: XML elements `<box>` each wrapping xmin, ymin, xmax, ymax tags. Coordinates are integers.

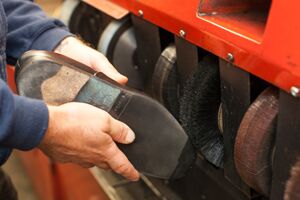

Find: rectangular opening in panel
<box><xmin>198</xmin><ymin>0</ymin><xmax>272</xmax><ymax>42</ymax></box>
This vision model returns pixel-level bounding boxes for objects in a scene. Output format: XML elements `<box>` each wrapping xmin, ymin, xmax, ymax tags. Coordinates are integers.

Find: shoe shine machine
<box><xmin>9</xmin><ymin>0</ymin><xmax>300</xmax><ymax>199</ymax></box>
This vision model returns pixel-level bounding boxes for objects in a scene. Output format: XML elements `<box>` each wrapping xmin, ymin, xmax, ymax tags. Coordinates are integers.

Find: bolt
<box><xmin>133</xmin><ymin>65</ymin><xmax>139</xmax><ymax>70</ymax></box>
<box><xmin>138</xmin><ymin>10</ymin><xmax>143</xmax><ymax>17</ymax></box>
<box><xmin>227</xmin><ymin>53</ymin><xmax>234</xmax><ymax>62</ymax></box>
<box><xmin>291</xmin><ymin>86</ymin><xmax>300</xmax><ymax>97</ymax></box>
<box><xmin>179</xmin><ymin>29</ymin><xmax>186</xmax><ymax>38</ymax></box>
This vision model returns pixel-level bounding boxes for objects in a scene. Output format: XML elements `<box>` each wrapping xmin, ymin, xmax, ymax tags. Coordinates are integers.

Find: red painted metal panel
<box><xmin>53</xmin><ymin>163</ymin><xmax>110</xmax><ymax>200</ymax></box>
<box><xmin>17</xmin><ymin>150</ymin><xmax>56</xmax><ymax>200</ymax></box>
<box><xmin>88</xmin><ymin>0</ymin><xmax>300</xmax><ymax>94</ymax></box>
<box><xmin>18</xmin><ymin>151</ymin><xmax>110</xmax><ymax>200</ymax></box>
<box><xmin>6</xmin><ymin>65</ymin><xmax>16</xmax><ymax>93</ymax></box>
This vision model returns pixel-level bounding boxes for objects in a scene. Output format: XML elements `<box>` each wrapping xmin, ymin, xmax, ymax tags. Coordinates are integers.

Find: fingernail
<box><xmin>125</xmin><ymin>129</ymin><xmax>135</xmax><ymax>143</ymax></box>
<box><xmin>129</xmin><ymin>171</ymin><xmax>140</xmax><ymax>181</ymax></box>
<box><xmin>134</xmin><ymin>172</ymin><xmax>140</xmax><ymax>181</ymax></box>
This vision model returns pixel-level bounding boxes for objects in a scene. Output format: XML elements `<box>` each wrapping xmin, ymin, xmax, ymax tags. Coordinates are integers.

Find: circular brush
<box><xmin>235</xmin><ymin>87</ymin><xmax>278</xmax><ymax>196</ymax></box>
<box><xmin>152</xmin><ymin>44</ymin><xmax>179</xmax><ymax>118</ymax></box>
<box><xmin>285</xmin><ymin>161</ymin><xmax>300</xmax><ymax>200</ymax></box>
<box><xmin>180</xmin><ymin>55</ymin><xmax>223</xmax><ymax>167</ymax></box>
<box><xmin>69</xmin><ymin>2</ymin><xmax>105</xmax><ymax>47</ymax></box>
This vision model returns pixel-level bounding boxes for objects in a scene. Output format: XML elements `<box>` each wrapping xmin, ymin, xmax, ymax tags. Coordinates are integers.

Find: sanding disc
<box><xmin>98</xmin><ymin>18</ymin><xmax>143</xmax><ymax>90</ymax></box>
<box><xmin>180</xmin><ymin>55</ymin><xmax>223</xmax><ymax>167</ymax></box>
<box><xmin>151</xmin><ymin>44</ymin><xmax>179</xmax><ymax>118</ymax></box>
<box><xmin>69</xmin><ymin>2</ymin><xmax>106</xmax><ymax>47</ymax></box>
<box><xmin>234</xmin><ymin>87</ymin><xmax>278</xmax><ymax>196</ymax></box>
<box><xmin>285</xmin><ymin>161</ymin><xmax>300</xmax><ymax>200</ymax></box>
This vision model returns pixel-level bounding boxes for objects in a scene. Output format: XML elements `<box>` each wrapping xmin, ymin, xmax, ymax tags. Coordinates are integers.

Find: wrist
<box><xmin>39</xmin><ymin>105</ymin><xmax>59</xmax><ymax>149</ymax></box>
<box><xmin>54</xmin><ymin>36</ymin><xmax>80</xmax><ymax>54</ymax></box>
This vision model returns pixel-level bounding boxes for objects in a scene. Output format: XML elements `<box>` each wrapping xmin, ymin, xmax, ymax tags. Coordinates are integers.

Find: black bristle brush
<box><xmin>180</xmin><ymin>55</ymin><xmax>223</xmax><ymax>167</ymax></box>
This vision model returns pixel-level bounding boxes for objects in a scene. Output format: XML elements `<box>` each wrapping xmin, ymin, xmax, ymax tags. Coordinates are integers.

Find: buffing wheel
<box><xmin>98</xmin><ymin>18</ymin><xmax>142</xmax><ymax>90</ymax></box>
<box><xmin>69</xmin><ymin>2</ymin><xmax>106</xmax><ymax>47</ymax></box>
<box><xmin>180</xmin><ymin>55</ymin><xmax>223</xmax><ymax>167</ymax></box>
<box><xmin>285</xmin><ymin>161</ymin><xmax>300</xmax><ymax>200</ymax></box>
<box><xmin>234</xmin><ymin>87</ymin><xmax>278</xmax><ymax>196</ymax></box>
<box><xmin>151</xmin><ymin>44</ymin><xmax>179</xmax><ymax>118</ymax></box>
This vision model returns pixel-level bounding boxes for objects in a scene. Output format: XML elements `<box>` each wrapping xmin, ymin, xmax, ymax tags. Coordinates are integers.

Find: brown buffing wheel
<box><xmin>284</xmin><ymin>161</ymin><xmax>300</xmax><ymax>200</ymax></box>
<box><xmin>234</xmin><ymin>87</ymin><xmax>278</xmax><ymax>196</ymax></box>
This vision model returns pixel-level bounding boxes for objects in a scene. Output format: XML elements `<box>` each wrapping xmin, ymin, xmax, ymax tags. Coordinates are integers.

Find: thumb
<box><xmin>102</xmin><ymin>68</ymin><xmax>128</xmax><ymax>85</ymax></box>
<box><xmin>91</xmin><ymin>53</ymin><xmax>128</xmax><ymax>84</ymax></box>
<box><xmin>106</xmin><ymin>117</ymin><xmax>136</xmax><ymax>144</ymax></box>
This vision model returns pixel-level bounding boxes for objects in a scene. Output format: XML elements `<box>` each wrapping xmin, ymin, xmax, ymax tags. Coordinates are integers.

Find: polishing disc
<box><xmin>180</xmin><ymin>55</ymin><xmax>223</xmax><ymax>167</ymax></box>
<box><xmin>285</xmin><ymin>161</ymin><xmax>300</xmax><ymax>200</ymax></box>
<box><xmin>151</xmin><ymin>44</ymin><xmax>179</xmax><ymax>118</ymax></box>
<box><xmin>234</xmin><ymin>87</ymin><xmax>278</xmax><ymax>196</ymax></box>
<box><xmin>98</xmin><ymin>18</ymin><xmax>143</xmax><ymax>90</ymax></box>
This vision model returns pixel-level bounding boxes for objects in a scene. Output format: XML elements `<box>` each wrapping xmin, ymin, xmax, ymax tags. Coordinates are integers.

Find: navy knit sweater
<box><xmin>0</xmin><ymin>0</ymin><xmax>71</xmax><ymax>164</ymax></box>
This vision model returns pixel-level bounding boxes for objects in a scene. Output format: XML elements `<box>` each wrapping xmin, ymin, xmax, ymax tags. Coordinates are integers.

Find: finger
<box><xmin>106</xmin><ymin>144</ymin><xmax>140</xmax><ymax>181</ymax></box>
<box><xmin>92</xmin><ymin>55</ymin><xmax>128</xmax><ymax>85</ymax></box>
<box><xmin>100</xmin><ymin>65</ymin><xmax>128</xmax><ymax>85</ymax></box>
<box><xmin>106</xmin><ymin>117</ymin><xmax>135</xmax><ymax>144</ymax></box>
<box><xmin>95</xmin><ymin>162</ymin><xmax>110</xmax><ymax>170</ymax></box>
<box><xmin>79</xmin><ymin>162</ymin><xmax>95</xmax><ymax>168</ymax></box>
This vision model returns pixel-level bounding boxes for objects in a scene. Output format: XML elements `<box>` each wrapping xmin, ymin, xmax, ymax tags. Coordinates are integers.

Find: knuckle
<box><xmin>114</xmin><ymin>125</ymin><xmax>127</xmax><ymax>142</ymax></box>
<box><xmin>100</xmin><ymin>112</ymin><xmax>112</xmax><ymax>132</ymax></box>
<box><xmin>115</xmin><ymin>163</ymin><xmax>131</xmax><ymax>175</ymax></box>
<box><xmin>99</xmin><ymin>138</ymin><xmax>115</xmax><ymax>161</ymax></box>
<box><xmin>80</xmin><ymin>163</ymin><xmax>94</xmax><ymax>168</ymax></box>
<box><xmin>102</xmin><ymin>134</ymin><xmax>114</xmax><ymax>145</ymax></box>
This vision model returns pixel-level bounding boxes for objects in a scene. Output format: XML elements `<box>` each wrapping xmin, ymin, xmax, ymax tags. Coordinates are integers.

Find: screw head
<box><xmin>133</xmin><ymin>65</ymin><xmax>139</xmax><ymax>70</ymax></box>
<box><xmin>291</xmin><ymin>86</ymin><xmax>300</xmax><ymax>97</ymax></box>
<box><xmin>227</xmin><ymin>53</ymin><xmax>234</xmax><ymax>62</ymax></box>
<box><xmin>179</xmin><ymin>29</ymin><xmax>186</xmax><ymax>37</ymax></box>
<box><xmin>138</xmin><ymin>10</ymin><xmax>143</xmax><ymax>17</ymax></box>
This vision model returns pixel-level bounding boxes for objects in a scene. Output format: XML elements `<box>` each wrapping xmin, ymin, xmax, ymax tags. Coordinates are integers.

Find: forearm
<box><xmin>0</xmin><ymin>79</ymin><xmax>48</xmax><ymax>150</ymax></box>
<box><xmin>3</xmin><ymin>0</ymin><xmax>72</xmax><ymax>62</ymax></box>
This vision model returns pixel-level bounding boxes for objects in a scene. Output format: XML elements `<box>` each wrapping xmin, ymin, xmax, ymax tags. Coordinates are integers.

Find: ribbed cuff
<box><xmin>8</xmin><ymin>95</ymin><xmax>49</xmax><ymax>150</ymax></box>
<box><xmin>30</xmin><ymin>27</ymin><xmax>73</xmax><ymax>51</ymax></box>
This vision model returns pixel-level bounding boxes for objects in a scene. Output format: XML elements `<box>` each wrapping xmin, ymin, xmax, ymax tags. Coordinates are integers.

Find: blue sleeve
<box><xmin>3</xmin><ymin>0</ymin><xmax>73</xmax><ymax>62</ymax></box>
<box><xmin>0</xmin><ymin>79</ymin><xmax>49</xmax><ymax>150</ymax></box>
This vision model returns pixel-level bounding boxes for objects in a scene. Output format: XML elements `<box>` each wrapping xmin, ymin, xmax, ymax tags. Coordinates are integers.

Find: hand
<box><xmin>39</xmin><ymin>102</ymin><xmax>140</xmax><ymax>181</ymax></box>
<box><xmin>54</xmin><ymin>36</ymin><xmax>128</xmax><ymax>84</ymax></box>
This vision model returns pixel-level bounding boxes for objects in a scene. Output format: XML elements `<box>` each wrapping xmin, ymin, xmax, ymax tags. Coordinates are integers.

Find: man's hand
<box><xmin>54</xmin><ymin>36</ymin><xmax>128</xmax><ymax>84</ymax></box>
<box><xmin>39</xmin><ymin>102</ymin><xmax>140</xmax><ymax>181</ymax></box>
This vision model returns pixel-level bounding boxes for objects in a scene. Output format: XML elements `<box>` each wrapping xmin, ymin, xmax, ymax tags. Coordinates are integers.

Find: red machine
<box><xmin>9</xmin><ymin>0</ymin><xmax>300</xmax><ymax>199</ymax></box>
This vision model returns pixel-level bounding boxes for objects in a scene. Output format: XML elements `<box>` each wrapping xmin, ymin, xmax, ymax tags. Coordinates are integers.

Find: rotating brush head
<box><xmin>180</xmin><ymin>55</ymin><xmax>223</xmax><ymax>167</ymax></box>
